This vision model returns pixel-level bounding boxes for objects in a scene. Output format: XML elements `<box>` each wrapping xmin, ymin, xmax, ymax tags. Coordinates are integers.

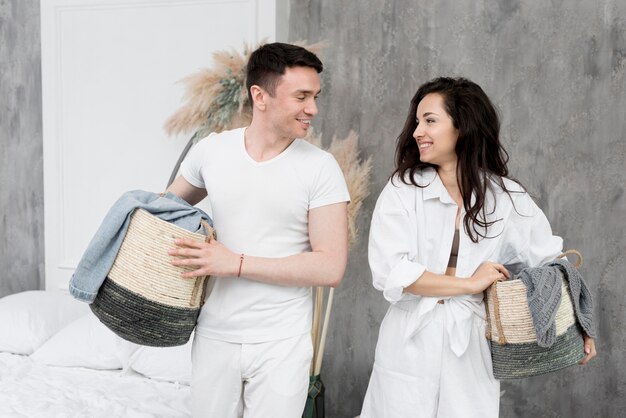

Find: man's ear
<box><xmin>250</xmin><ymin>85</ymin><xmax>267</xmax><ymax>111</ymax></box>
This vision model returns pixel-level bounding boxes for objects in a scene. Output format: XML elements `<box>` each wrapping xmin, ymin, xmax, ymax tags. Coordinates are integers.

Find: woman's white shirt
<box><xmin>368</xmin><ymin>168</ymin><xmax>563</xmax><ymax>356</ymax></box>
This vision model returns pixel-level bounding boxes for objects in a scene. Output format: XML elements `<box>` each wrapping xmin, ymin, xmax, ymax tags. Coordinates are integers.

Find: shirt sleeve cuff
<box><xmin>382</xmin><ymin>258</ymin><xmax>427</xmax><ymax>304</ymax></box>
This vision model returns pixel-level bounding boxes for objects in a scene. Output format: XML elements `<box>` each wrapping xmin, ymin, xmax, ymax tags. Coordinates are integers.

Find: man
<box><xmin>166</xmin><ymin>42</ymin><xmax>350</xmax><ymax>418</ymax></box>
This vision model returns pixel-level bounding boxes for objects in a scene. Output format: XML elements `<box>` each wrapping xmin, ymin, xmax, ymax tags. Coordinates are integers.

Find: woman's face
<box><xmin>412</xmin><ymin>93</ymin><xmax>459</xmax><ymax>168</ymax></box>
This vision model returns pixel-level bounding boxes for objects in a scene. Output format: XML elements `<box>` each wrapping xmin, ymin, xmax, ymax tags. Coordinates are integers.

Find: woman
<box><xmin>360</xmin><ymin>77</ymin><xmax>596</xmax><ymax>417</ymax></box>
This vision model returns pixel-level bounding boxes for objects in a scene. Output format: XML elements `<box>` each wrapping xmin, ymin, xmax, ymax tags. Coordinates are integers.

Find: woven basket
<box><xmin>484</xmin><ymin>250</ymin><xmax>585</xmax><ymax>379</ymax></box>
<box><xmin>90</xmin><ymin>208</ymin><xmax>215</xmax><ymax>347</ymax></box>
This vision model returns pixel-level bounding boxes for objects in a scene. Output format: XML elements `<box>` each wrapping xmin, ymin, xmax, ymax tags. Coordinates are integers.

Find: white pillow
<box><xmin>31</xmin><ymin>312</ymin><xmax>126</xmax><ymax>369</ymax></box>
<box><xmin>0</xmin><ymin>290</ymin><xmax>89</xmax><ymax>355</ymax></box>
<box><xmin>128</xmin><ymin>335</ymin><xmax>193</xmax><ymax>384</ymax></box>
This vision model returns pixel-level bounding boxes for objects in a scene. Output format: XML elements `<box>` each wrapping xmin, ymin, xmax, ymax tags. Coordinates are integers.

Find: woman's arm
<box><xmin>404</xmin><ymin>261</ymin><xmax>510</xmax><ymax>297</ymax></box>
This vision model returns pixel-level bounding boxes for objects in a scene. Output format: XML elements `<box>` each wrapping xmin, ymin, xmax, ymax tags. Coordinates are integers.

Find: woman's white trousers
<box><xmin>361</xmin><ymin>302</ymin><xmax>500</xmax><ymax>418</ymax></box>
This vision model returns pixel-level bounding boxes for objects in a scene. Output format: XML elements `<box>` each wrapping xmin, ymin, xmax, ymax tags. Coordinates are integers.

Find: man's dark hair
<box><xmin>245</xmin><ymin>42</ymin><xmax>323</xmax><ymax>104</ymax></box>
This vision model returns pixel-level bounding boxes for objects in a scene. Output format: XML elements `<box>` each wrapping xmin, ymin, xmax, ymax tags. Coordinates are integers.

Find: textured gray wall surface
<box><xmin>0</xmin><ymin>0</ymin><xmax>44</xmax><ymax>297</ymax></box>
<box><xmin>290</xmin><ymin>1</ymin><xmax>625</xmax><ymax>417</ymax></box>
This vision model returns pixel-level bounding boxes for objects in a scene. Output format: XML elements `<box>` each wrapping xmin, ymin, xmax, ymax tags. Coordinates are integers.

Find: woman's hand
<box><xmin>168</xmin><ymin>237</ymin><xmax>240</xmax><ymax>278</ymax></box>
<box><xmin>467</xmin><ymin>261</ymin><xmax>510</xmax><ymax>294</ymax></box>
<box><xmin>579</xmin><ymin>335</ymin><xmax>597</xmax><ymax>365</ymax></box>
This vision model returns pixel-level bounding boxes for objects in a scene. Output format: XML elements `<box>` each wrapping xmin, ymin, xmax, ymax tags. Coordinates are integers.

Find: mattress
<box><xmin>0</xmin><ymin>352</ymin><xmax>191</xmax><ymax>418</ymax></box>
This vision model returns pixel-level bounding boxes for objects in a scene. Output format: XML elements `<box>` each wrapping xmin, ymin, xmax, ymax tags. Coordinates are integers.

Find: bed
<box><xmin>0</xmin><ymin>290</ymin><xmax>192</xmax><ymax>417</ymax></box>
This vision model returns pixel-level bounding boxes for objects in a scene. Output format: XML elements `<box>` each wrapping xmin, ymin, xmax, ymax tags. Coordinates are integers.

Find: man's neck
<box><xmin>244</xmin><ymin>122</ymin><xmax>295</xmax><ymax>162</ymax></box>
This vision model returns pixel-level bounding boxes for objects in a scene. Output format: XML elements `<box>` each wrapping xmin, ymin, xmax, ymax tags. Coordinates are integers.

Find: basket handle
<box><xmin>558</xmin><ymin>249</ymin><xmax>583</xmax><ymax>269</ymax></box>
<box><xmin>199</xmin><ymin>219</ymin><xmax>215</xmax><ymax>242</ymax></box>
<box><xmin>484</xmin><ymin>281</ymin><xmax>507</xmax><ymax>345</ymax></box>
<box><xmin>191</xmin><ymin>219</ymin><xmax>215</xmax><ymax>307</ymax></box>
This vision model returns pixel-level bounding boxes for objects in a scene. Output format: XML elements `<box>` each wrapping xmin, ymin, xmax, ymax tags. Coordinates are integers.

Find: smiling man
<box><xmin>166</xmin><ymin>43</ymin><xmax>350</xmax><ymax>418</ymax></box>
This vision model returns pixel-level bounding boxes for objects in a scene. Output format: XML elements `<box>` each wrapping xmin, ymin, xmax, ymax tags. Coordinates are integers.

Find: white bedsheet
<box><xmin>0</xmin><ymin>352</ymin><xmax>191</xmax><ymax>418</ymax></box>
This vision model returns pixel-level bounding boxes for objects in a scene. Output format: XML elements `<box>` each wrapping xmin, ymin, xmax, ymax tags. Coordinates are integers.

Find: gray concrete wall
<box><xmin>0</xmin><ymin>0</ymin><xmax>44</xmax><ymax>297</ymax></box>
<box><xmin>290</xmin><ymin>1</ymin><xmax>625</xmax><ymax>417</ymax></box>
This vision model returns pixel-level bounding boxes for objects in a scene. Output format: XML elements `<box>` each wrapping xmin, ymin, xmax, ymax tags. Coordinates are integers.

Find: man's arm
<box><xmin>169</xmin><ymin>201</ymin><xmax>349</xmax><ymax>287</ymax></box>
<box><xmin>241</xmin><ymin>202</ymin><xmax>348</xmax><ymax>287</ymax></box>
<box><xmin>166</xmin><ymin>175</ymin><xmax>207</xmax><ymax>206</ymax></box>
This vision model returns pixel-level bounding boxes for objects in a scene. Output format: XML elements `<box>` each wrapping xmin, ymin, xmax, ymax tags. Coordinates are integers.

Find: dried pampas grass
<box><xmin>164</xmin><ymin>48</ymin><xmax>252</xmax><ymax>139</ymax></box>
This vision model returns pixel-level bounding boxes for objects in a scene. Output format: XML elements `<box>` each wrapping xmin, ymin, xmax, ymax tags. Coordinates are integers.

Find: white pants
<box><xmin>191</xmin><ymin>333</ymin><xmax>312</xmax><ymax>418</ymax></box>
<box><xmin>361</xmin><ymin>303</ymin><xmax>499</xmax><ymax>418</ymax></box>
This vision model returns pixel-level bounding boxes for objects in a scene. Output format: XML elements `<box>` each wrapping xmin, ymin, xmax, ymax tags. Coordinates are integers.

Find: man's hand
<box><xmin>168</xmin><ymin>238</ymin><xmax>239</xmax><ymax>278</ymax></box>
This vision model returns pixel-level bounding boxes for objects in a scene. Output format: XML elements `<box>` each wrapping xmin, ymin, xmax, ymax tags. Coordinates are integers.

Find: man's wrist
<box><xmin>237</xmin><ymin>254</ymin><xmax>245</xmax><ymax>277</ymax></box>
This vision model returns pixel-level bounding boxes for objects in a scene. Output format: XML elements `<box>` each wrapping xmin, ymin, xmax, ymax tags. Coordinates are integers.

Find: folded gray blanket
<box><xmin>516</xmin><ymin>258</ymin><xmax>595</xmax><ymax>348</ymax></box>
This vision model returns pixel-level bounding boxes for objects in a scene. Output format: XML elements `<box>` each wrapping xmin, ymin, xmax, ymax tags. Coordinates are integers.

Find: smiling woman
<box><xmin>394</xmin><ymin>77</ymin><xmax>510</xmax><ymax>243</ymax></box>
<box><xmin>360</xmin><ymin>77</ymin><xmax>596</xmax><ymax>418</ymax></box>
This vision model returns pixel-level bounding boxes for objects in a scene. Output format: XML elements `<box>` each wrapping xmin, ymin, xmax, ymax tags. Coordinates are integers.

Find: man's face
<box><xmin>264</xmin><ymin>66</ymin><xmax>321</xmax><ymax>140</ymax></box>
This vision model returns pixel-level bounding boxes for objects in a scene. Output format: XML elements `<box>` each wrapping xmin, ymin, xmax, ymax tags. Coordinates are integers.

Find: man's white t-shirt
<box><xmin>180</xmin><ymin>127</ymin><xmax>350</xmax><ymax>343</ymax></box>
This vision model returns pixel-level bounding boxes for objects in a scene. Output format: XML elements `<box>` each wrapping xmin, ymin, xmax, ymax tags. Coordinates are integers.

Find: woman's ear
<box><xmin>250</xmin><ymin>85</ymin><xmax>267</xmax><ymax>111</ymax></box>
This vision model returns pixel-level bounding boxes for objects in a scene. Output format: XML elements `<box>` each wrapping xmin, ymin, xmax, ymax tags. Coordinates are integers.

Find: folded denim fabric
<box><xmin>69</xmin><ymin>190</ymin><xmax>212</xmax><ymax>303</ymax></box>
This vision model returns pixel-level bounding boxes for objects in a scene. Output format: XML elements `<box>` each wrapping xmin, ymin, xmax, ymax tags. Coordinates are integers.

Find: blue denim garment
<box><xmin>69</xmin><ymin>190</ymin><xmax>212</xmax><ymax>303</ymax></box>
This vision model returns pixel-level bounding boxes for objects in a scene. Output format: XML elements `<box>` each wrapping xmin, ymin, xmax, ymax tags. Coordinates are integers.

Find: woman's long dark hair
<box><xmin>393</xmin><ymin>77</ymin><xmax>523</xmax><ymax>242</ymax></box>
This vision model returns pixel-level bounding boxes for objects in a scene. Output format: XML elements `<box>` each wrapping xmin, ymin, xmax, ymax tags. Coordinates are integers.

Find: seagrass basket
<box><xmin>484</xmin><ymin>251</ymin><xmax>585</xmax><ymax>379</ymax></box>
<box><xmin>90</xmin><ymin>208</ymin><xmax>215</xmax><ymax>347</ymax></box>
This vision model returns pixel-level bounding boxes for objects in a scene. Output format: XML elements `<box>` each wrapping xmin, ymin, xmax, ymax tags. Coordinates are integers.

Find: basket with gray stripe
<box><xmin>484</xmin><ymin>252</ymin><xmax>585</xmax><ymax>379</ymax></box>
<box><xmin>90</xmin><ymin>208</ymin><xmax>215</xmax><ymax>347</ymax></box>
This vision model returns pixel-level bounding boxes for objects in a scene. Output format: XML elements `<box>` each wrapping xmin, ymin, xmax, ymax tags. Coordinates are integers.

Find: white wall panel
<box><xmin>42</xmin><ymin>0</ymin><xmax>276</xmax><ymax>291</ymax></box>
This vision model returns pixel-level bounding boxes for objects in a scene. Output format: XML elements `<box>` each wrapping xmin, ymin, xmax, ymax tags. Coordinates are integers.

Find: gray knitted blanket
<box><xmin>516</xmin><ymin>258</ymin><xmax>595</xmax><ymax>348</ymax></box>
